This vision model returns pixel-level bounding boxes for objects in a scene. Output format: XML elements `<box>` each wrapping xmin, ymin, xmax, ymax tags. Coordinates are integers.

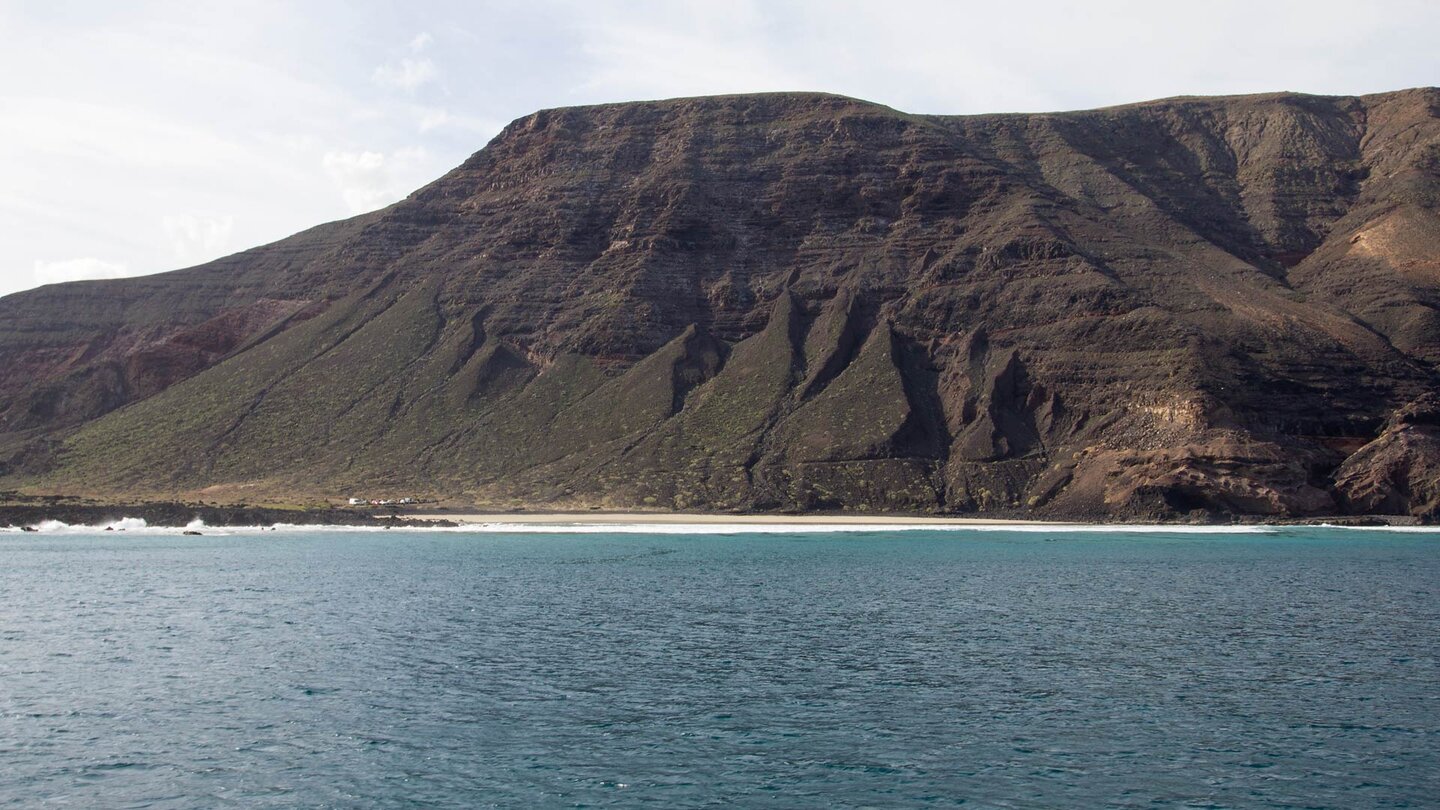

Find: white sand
<box><xmin>409</xmin><ymin>512</ymin><xmax>1062</xmax><ymax>527</ymax></box>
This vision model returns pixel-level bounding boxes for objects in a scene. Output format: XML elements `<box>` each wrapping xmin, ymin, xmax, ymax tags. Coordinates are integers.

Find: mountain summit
<box><xmin>3</xmin><ymin>89</ymin><xmax>1438</xmax><ymax>519</ymax></box>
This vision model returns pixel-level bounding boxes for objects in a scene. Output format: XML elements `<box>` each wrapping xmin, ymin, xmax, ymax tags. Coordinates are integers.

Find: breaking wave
<box><xmin>25</xmin><ymin>517</ymin><xmax>154</xmax><ymax>533</ymax></box>
<box><xmin>4</xmin><ymin>517</ymin><xmax>222</xmax><ymax>535</ymax></box>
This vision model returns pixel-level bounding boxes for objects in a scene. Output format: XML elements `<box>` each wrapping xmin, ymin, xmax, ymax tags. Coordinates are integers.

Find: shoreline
<box><xmin>410</xmin><ymin>512</ymin><xmax>1064</xmax><ymax>527</ymax></box>
<box><xmin>2</xmin><ymin>511</ymin><xmax>1434</xmax><ymax>534</ymax></box>
<box><xmin>0</xmin><ymin>500</ymin><xmax>1425</xmax><ymax>530</ymax></box>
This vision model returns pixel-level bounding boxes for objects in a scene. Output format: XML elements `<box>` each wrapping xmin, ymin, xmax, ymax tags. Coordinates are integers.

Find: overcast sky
<box><xmin>1</xmin><ymin>0</ymin><xmax>1435</xmax><ymax>297</ymax></box>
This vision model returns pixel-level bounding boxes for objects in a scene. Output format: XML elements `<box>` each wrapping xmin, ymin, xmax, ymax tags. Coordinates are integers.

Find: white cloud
<box><xmin>322</xmin><ymin>147</ymin><xmax>433</xmax><ymax>214</ymax></box>
<box><xmin>372</xmin><ymin>32</ymin><xmax>442</xmax><ymax>94</ymax></box>
<box><xmin>32</xmin><ymin>257</ymin><xmax>132</xmax><ymax>286</ymax></box>
<box><xmin>162</xmin><ymin>214</ymin><xmax>235</xmax><ymax>266</ymax></box>
<box><xmin>417</xmin><ymin>107</ymin><xmax>451</xmax><ymax>133</ymax></box>
<box><xmin>413</xmin><ymin>106</ymin><xmax>506</xmax><ymax>137</ymax></box>
<box><xmin>373</xmin><ymin>57</ymin><xmax>440</xmax><ymax>93</ymax></box>
<box><xmin>323</xmin><ymin>150</ymin><xmax>389</xmax><ymax>212</ymax></box>
<box><xmin>575</xmin><ymin>18</ymin><xmax>810</xmax><ymax>100</ymax></box>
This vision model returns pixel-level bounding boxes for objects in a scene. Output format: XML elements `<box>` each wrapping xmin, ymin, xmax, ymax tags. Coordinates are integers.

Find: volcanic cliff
<box><xmin>2</xmin><ymin>89</ymin><xmax>1438</xmax><ymax>520</ymax></box>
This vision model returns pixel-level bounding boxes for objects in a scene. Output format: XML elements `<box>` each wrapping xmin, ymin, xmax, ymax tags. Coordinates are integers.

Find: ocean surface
<box><xmin>1</xmin><ymin>523</ymin><xmax>1437</xmax><ymax>808</ymax></box>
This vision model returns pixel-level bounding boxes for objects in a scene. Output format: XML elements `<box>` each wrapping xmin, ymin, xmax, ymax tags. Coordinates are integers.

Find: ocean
<box><xmin>1</xmin><ymin>523</ymin><xmax>1436</xmax><ymax>807</ymax></box>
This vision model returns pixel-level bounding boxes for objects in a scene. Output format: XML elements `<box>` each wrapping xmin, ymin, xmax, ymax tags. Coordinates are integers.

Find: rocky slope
<box><xmin>2</xmin><ymin>89</ymin><xmax>1437</xmax><ymax>520</ymax></box>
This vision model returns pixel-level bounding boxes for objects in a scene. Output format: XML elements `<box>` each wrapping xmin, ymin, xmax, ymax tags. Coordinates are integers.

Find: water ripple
<box><xmin>0</xmin><ymin>528</ymin><xmax>1435</xmax><ymax>807</ymax></box>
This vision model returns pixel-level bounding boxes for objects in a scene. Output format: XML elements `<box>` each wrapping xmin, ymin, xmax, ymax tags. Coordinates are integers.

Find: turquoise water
<box><xmin>1</xmin><ymin>525</ymin><xmax>1437</xmax><ymax>807</ymax></box>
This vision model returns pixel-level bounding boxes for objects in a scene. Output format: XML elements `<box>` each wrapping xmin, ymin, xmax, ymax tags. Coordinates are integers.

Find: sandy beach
<box><xmin>409</xmin><ymin>512</ymin><xmax>1065</xmax><ymax>527</ymax></box>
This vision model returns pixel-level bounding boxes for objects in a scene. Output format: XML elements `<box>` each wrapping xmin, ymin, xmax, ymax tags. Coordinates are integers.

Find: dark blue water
<box><xmin>1</xmin><ymin>526</ymin><xmax>1437</xmax><ymax>808</ymax></box>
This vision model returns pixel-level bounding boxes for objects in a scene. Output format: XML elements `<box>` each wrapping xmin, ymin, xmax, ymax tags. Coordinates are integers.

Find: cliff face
<box><xmin>2</xmin><ymin>89</ymin><xmax>1438</xmax><ymax>519</ymax></box>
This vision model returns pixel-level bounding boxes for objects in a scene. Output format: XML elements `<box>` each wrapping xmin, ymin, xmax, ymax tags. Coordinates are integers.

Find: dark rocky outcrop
<box><xmin>2</xmin><ymin>89</ymin><xmax>1438</xmax><ymax>519</ymax></box>
<box><xmin>1332</xmin><ymin>395</ymin><xmax>1440</xmax><ymax>519</ymax></box>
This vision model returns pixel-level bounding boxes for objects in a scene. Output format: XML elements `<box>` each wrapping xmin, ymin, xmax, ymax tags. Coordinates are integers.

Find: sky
<box><xmin>1</xmin><ymin>0</ymin><xmax>1436</xmax><ymax>297</ymax></box>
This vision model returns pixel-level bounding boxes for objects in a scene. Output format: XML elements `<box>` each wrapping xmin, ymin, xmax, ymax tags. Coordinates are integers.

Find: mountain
<box><xmin>2</xmin><ymin>89</ymin><xmax>1438</xmax><ymax>520</ymax></box>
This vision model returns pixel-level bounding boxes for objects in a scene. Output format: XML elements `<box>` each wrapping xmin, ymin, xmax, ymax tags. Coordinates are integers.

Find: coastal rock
<box><xmin>1045</xmin><ymin>439</ymin><xmax>1337</xmax><ymax>520</ymax></box>
<box><xmin>1332</xmin><ymin>396</ymin><xmax>1440</xmax><ymax>519</ymax></box>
